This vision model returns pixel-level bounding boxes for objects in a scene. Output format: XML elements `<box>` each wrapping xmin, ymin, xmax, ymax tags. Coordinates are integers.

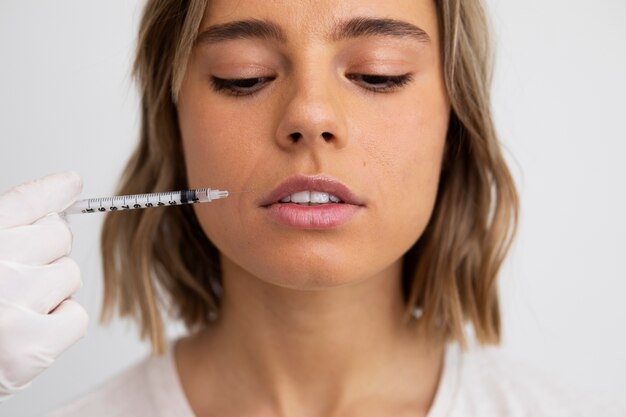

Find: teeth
<box><xmin>278</xmin><ymin>191</ymin><xmax>342</xmax><ymax>204</ymax></box>
<box><xmin>310</xmin><ymin>191</ymin><xmax>329</xmax><ymax>204</ymax></box>
<box><xmin>290</xmin><ymin>191</ymin><xmax>310</xmax><ymax>203</ymax></box>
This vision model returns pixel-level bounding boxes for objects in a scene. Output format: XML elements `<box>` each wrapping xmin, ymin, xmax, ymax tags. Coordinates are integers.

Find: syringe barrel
<box><xmin>62</xmin><ymin>188</ymin><xmax>229</xmax><ymax>215</ymax></box>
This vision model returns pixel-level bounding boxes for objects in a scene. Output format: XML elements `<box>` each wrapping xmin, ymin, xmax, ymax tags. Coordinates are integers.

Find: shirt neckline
<box><xmin>425</xmin><ymin>341</ymin><xmax>462</xmax><ymax>417</ymax></box>
<box><xmin>162</xmin><ymin>338</ymin><xmax>462</xmax><ymax>417</ymax></box>
<box><xmin>147</xmin><ymin>339</ymin><xmax>196</xmax><ymax>416</ymax></box>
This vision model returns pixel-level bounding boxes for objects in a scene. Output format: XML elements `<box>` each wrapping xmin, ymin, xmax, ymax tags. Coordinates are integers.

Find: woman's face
<box><xmin>177</xmin><ymin>0</ymin><xmax>450</xmax><ymax>289</ymax></box>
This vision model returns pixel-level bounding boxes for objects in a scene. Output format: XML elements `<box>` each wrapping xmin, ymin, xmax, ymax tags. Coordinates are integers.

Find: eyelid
<box><xmin>349</xmin><ymin>65</ymin><xmax>410</xmax><ymax>73</ymax></box>
<box><xmin>210</xmin><ymin>75</ymin><xmax>273</xmax><ymax>96</ymax></box>
<box><xmin>210</xmin><ymin>67</ymin><xmax>276</xmax><ymax>80</ymax></box>
<box><xmin>347</xmin><ymin>73</ymin><xmax>414</xmax><ymax>93</ymax></box>
<box><xmin>209</xmin><ymin>72</ymin><xmax>414</xmax><ymax>96</ymax></box>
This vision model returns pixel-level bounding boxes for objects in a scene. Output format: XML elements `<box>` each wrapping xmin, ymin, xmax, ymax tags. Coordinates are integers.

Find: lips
<box><xmin>258</xmin><ymin>175</ymin><xmax>365</xmax><ymax>229</ymax></box>
<box><xmin>258</xmin><ymin>174</ymin><xmax>365</xmax><ymax>207</ymax></box>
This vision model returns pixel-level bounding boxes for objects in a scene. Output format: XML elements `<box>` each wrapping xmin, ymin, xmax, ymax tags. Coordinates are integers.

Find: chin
<box><xmin>245</xmin><ymin>249</ymin><xmax>383</xmax><ymax>291</ymax></box>
<box><xmin>265</xmin><ymin>271</ymin><xmax>360</xmax><ymax>291</ymax></box>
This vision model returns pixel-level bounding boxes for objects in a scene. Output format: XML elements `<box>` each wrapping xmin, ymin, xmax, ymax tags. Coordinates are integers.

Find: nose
<box><xmin>274</xmin><ymin>72</ymin><xmax>349</xmax><ymax>151</ymax></box>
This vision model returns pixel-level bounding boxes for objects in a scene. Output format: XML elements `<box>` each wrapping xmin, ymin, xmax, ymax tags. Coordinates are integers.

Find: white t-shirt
<box><xmin>41</xmin><ymin>338</ymin><xmax>620</xmax><ymax>417</ymax></box>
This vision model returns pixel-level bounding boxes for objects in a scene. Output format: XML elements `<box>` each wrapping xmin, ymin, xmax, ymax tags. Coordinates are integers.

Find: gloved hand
<box><xmin>0</xmin><ymin>171</ymin><xmax>88</xmax><ymax>402</ymax></box>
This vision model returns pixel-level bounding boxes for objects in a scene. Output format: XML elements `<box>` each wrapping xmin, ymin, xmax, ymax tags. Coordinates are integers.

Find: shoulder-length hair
<box><xmin>101</xmin><ymin>0</ymin><xmax>519</xmax><ymax>355</ymax></box>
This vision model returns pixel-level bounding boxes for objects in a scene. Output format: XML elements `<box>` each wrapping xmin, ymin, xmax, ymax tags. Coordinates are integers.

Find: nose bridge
<box><xmin>274</xmin><ymin>55</ymin><xmax>348</xmax><ymax>150</ymax></box>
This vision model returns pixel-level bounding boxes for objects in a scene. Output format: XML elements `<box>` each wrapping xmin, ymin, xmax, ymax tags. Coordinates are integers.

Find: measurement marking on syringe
<box><xmin>63</xmin><ymin>188</ymin><xmax>230</xmax><ymax>216</ymax></box>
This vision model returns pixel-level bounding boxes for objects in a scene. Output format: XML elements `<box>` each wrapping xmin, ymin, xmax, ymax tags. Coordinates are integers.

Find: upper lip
<box><xmin>259</xmin><ymin>174</ymin><xmax>365</xmax><ymax>207</ymax></box>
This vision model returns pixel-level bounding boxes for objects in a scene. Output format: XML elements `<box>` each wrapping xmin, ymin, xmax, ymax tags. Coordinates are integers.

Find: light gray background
<box><xmin>1</xmin><ymin>1</ymin><xmax>625</xmax><ymax>416</ymax></box>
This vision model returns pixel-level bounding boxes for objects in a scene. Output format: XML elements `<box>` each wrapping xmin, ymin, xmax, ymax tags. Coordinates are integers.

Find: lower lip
<box><xmin>263</xmin><ymin>203</ymin><xmax>362</xmax><ymax>229</ymax></box>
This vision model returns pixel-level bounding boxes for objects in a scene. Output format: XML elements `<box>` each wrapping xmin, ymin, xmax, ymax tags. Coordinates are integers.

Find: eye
<box><xmin>210</xmin><ymin>76</ymin><xmax>275</xmax><ymax>96</ymax></box>
<box><xmin>347</xmin><ymin>73</ymin><xmax>414</xmax><ymax>93</ymax></box>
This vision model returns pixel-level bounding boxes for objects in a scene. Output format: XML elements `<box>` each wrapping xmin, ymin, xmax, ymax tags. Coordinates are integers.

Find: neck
<box><xmin>176</xmin><ymin>256</ymin><xmax>445</xmax><ymax>417</ymax></box>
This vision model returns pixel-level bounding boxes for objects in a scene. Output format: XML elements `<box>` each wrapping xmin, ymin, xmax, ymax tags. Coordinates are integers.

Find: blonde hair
<box><xmin>101</xmin><ymin>0</ymin><xmax>519</xmax><ymax>355</ymax></box>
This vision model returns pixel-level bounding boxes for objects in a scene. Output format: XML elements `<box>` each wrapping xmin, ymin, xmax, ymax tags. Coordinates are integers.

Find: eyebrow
<box><xmin>196</xmin><ymin>18</ymin><xmax>286</xmax><ymax>45</ymax></box>
<box><xmin>331</xmin><ymin>17</ymin><xmax>431</xmax><ymax>44</ymax></box>
<box><xmin>195</xmin><ymin>17</ymin><xmax>431</xmax><ymax>46</ymax></box>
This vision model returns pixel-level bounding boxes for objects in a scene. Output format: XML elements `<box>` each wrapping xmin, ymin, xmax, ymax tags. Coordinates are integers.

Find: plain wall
<box><xmin>1</xmin><ymin>1</ymin><xmax>625</xmax><ymax>415</ymax></box>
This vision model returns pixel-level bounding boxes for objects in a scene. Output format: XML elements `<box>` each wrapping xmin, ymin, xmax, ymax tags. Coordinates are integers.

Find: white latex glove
<box><xmin>0</xmin><ymin>171</ymin><xmax>88</xmax><ymax>402</ymax></box>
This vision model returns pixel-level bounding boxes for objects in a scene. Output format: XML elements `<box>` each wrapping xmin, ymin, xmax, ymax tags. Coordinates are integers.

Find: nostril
<box><xmin>322</xmin><ymin>132</ymin><xmax>332</xmax><ymax>141</ymax></box>
<box><xmin>290</xmin><ymin>132</ymin><xmax>302</xmax><ymax>142</ymax></box>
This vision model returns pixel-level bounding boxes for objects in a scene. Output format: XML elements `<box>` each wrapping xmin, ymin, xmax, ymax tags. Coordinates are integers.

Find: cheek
<box><xmin>178</xmin><ymin>100</ymin><xmax>262</xmax><ymax>250</ymax></box>
<box><xmin>180</xmin><ymin>103</ymin><xmax>249</xmax><ymax>186</ymax></box>
<box><xmin>179</xmin><ymin>93</ymin><xmax>275</xmax><ymax>207</ymax></box>
<box><xmin>365</xmin><ymin>96</ymin><xmax>449</xmax><ymax>250</ymax></box>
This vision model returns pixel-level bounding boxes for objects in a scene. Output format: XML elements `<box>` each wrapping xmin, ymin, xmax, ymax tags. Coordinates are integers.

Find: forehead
<box><xmin>200</xmin><ymin>0</ymin><xmax>439</xmax><ymax>45</ymax></box>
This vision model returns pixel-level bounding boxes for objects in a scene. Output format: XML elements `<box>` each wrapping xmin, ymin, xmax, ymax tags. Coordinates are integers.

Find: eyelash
<box><xmin>209</xmin><ymin>73</ymin><xmax>414</xmax><ymax>97</ymax></box>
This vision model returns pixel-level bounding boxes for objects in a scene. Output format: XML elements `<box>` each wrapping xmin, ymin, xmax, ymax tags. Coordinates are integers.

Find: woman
<box><xmin>0</xmin><ymin>0</ymin><xmax>611</xmax><ymax>415</ymax></box>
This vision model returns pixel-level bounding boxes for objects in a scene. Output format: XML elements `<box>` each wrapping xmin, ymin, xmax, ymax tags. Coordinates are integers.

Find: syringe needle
<box><xmin>226</xmin><ymin>189</ymin><xmax>255</xmax><ymax>194</ymax></box>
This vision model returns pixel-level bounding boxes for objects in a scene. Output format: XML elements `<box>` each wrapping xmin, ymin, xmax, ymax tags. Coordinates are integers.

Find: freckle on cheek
<box><xmin>362</xmin><ymin>161</ymin><xmax>366</xmax><ymax>167</ymax></box>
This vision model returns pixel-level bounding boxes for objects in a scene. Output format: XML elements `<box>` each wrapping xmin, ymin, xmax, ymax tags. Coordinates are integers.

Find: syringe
<box><xmin>62</xmin><ymin>188</ymin><xmax>229</xmax><ymax>216</ymax></box>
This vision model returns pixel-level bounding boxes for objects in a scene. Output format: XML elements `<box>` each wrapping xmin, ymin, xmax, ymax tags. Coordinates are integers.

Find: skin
<box><xmin>175</xmin><ymin>0</ymin><xmax>450</xmax><ymax>416</ymax></box>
